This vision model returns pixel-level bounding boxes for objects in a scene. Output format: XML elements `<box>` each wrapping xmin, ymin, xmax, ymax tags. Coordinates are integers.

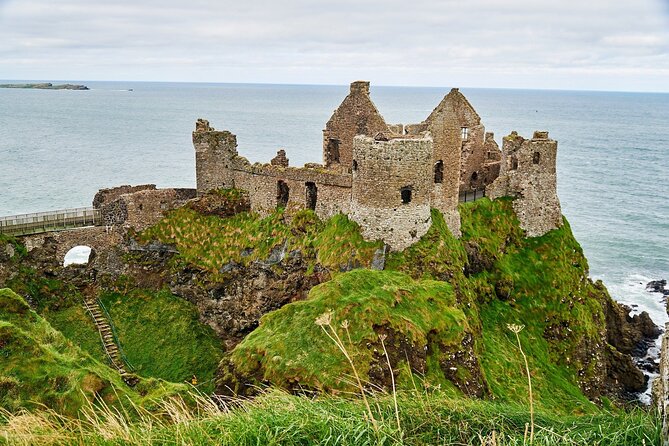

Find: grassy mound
<box><xmin>0</xmin><ymin>289</ymin><xmax>185</xmax><ymax>417</ymax></box>
<box><xmin>139</xmin><ymin>207</ymin><xmax>382</xmax><ymax>277</ymax></box>
<box><xmin>219</xmin><ymin>270</ymin><xmax>482</xmax><ymax>396</ymax></box>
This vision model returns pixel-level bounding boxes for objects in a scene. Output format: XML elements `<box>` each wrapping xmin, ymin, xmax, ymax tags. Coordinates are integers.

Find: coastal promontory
<box><xmin>0</xmin><ymin>82</ymin><xmax>89</xmax><ymax>90</ymax></box>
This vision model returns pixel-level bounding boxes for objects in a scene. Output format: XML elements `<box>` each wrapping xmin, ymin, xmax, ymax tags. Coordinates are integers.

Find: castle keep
<box><xmin>193</xmin><ymin>81</ymin><xmax>562</xmax><ymax>250</ymax></box>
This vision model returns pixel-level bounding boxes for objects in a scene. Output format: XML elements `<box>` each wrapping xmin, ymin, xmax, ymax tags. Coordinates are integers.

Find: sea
<box><xmin>0</xmin><ymin>81</ymin><xmax>667</xmax><ymax>400</ymax></box>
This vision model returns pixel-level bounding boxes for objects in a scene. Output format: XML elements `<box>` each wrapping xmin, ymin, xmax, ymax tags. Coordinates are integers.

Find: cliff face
<box><xmin>0</xmin><ymin>193</ymin><xmax>658</xmax><ymax>413</ymax></box>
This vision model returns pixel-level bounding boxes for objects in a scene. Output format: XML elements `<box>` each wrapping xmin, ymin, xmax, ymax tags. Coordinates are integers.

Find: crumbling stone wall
<box><xmin>322</xmin><ymin>81</ymin><xmax>390</xmax><ymax>169</ymax></box>
<box><xmin>482</xmin><ymin>132</ymin><xmax>502</xmax><ymax>185</ymax></box>
<box><xmin>349</xmin><ymin>134</ymin><xmax>433</xmax><ymax>251</ymax></box>
<box><xmin>420</xmin><ymin>89</ymin><xmax>466</xmax><ymax>236</ymax></box>
<box><xmin>193</xmin><ymin>119</ymin><xmax>238</xmax><ymax>194</ymax></box>
<box><xmin>93</xmin><ymin>184</ymin><xmax>156</xmax><ymax>209</ymax></box>
<box><xmin>488</xmin><ymin>131</ymin><xmax>562</xmax><ymax>237</ymax></box>
<box><xmin>99</xmin><ymin>188</ymin><xmax>196</xmax><ymax>231</ymax></box>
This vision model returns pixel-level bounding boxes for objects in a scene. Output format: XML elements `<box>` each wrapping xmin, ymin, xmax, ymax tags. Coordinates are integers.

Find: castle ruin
<box><xmin>193</xmin><ymin>81</ymin><xmax>562</xmax><ymax>250</ymax></box>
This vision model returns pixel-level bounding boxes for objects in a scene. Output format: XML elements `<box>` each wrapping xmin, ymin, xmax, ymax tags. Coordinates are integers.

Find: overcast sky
<box><xmin>1</xmin><ymin>0</ymin><xmax>668</xmax><ymax>92</ymax></box>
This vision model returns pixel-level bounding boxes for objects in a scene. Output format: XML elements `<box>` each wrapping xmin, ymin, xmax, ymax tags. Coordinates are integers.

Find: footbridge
<box><xmin>0</xmin><ymin>207</ymin><xmax>102</xmax><ymax>236</ymax></box>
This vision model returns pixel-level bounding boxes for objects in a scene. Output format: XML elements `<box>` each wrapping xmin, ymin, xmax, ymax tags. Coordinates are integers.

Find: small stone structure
<box><xmin>488</xmin><ymin>131</ymin><xmax>562</xmax><ymax>237</ymax></box>
<box><xmin>94</xmin><ymin>185</ymin><xmax>196</xmax><ymax>231</ymax></box>
<box><xmin>193</xmin><ymin>81</ymin><xmax>561</xmax><ymax>249</ymax></box>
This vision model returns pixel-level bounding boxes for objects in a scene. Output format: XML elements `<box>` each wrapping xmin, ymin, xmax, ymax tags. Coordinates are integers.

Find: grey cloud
<box><xmin>0</xmin><ymin>0</ymin><xmax>667</xmax><ymax>91</ymax></box>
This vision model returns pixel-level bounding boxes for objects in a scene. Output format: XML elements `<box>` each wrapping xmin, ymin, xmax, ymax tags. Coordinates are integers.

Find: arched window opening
<box><xmin>401</xmin><ymin>187</ymin><xmax>412</xmax><ymax>204</ymax></box>
<box><xmin>64</xmin><ymin>246</ymin><xmax>92</xmax><ymax>267</ymax></box>
<box><xmin>352</xmin><ymin>160</ymin><xmax>358</xmax><ymax>172</ymax></box>
<box><xmin>510</xmin><ymin>154</ymin><xmax>519</xmax><ymax>171</ymax></box>
<box><xmin>277</xmin><ymin>180</ymin><xmax>290</xmax><ymax>208</ymax></box>
<box><xmin>434</xmin><ymin>160</ymin><xmax>444</xmax><ymax>183</ymax></box>
<box><xmin>305</xmin><ymin>182</ymin><xmax>317</xmax><ymax>211</ymax></box>
<box><xmin>471</xmin><ymin>171</ymin><xmax>478</xmax><ymax>182</ymax></box>
<box><xmin>533</xmin><ymin>151</ymin><xmax>541</xmax><ymax>164</ymax></box>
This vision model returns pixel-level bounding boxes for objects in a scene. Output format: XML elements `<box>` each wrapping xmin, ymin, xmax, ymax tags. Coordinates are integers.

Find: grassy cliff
<box><xmin>0</xmin><ymin>192</ymin><xmax>656</xmax><ymax>443</ymax></box>
<box><xmin>0</xmin><ymin>288</ymin><xmax>185</xmax><ymax>417</ymax></box>
<box><xmin>215</xmin><ymin>198</ymin><xmax>631</xmax><ymax>413</ymax></box>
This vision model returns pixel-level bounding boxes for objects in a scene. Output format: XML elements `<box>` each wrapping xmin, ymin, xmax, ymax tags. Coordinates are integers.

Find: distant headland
<box><xmin>0</xmin><ymin>82</ymin><xmax>89</xmax><ymax>90</ymax></box>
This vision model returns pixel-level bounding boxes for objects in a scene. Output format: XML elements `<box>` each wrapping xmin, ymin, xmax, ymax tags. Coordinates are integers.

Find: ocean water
<box><xmin>1</xmin><ymin>81</ymin><xmax>668</xmax><ymax>376</ymax></box>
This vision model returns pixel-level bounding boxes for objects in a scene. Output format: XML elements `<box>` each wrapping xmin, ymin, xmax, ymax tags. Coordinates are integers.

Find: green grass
<box><xmin>99</xmin><ymin>288</ymin><xmax>224</xmax><ymax>393</ymax></box>
<box><xmin>138</xmin><ymin>206</ymin><xmax>382</xmax><ymax>277</ymax></box>
<box><xmin>221</xmin><ymin>269</ymin><xmax>475</xmax><ymax>395</ymax></box>
<box><xmin>0</xmin><ymin>389</ymin><xmax>659</xmax><ymax>445</ymax></box>
<box><xmin>217</xmin><ymin>197</ymin><xmax>633</xmax><ymax>414</ymax></box>
<box><xmin>0</xmin><ymin>289</ymin><xmax>186</xmax><ymax>417</ymax></box>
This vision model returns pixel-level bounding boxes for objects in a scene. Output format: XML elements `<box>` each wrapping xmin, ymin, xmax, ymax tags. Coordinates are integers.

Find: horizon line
<box><xmin>1</xmin><ymin>78</ymin><xmax>668</xmax><ymax>95</ymax></box>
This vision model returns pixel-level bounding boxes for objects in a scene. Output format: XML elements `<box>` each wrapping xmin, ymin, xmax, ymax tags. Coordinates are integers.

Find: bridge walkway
<box><xmin>0</xmin><ymin>207</ymin><xmax>101</xmax><ymax>236</ymax></box>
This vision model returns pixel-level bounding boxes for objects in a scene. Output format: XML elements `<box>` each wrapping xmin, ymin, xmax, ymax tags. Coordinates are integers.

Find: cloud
<box><xmin>0</xmin><ymin>0</ymin><xmax>667</xmax><ymax>91</ymax></box>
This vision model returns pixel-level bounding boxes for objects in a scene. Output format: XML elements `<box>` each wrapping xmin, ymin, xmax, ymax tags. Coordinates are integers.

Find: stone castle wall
<box><xmin>488</xmin><ymin>131</ymin><xmax>562</xmax><ymax>237</ymax></box>
<box><xmin>322</xmin><ymin>81</ymin><xmax>390</xmax><ymax>169</ymax></box>
<box><xmin>99</xmin><ymin>188</ymin><xmax>196</xmax><ymax>230</ymax></box>
<box><xmin>93</xmin><ymin>184</ymin><xmax>157</xmax><ymax>209</ymax></box>
<box><xmin>192</xmin><ymin>81</ymin><xmax>559</xmax><ymax>249</ymax></box>
<box><xmin>349</xmin><ymin>135</ymin><xmax>433</xmax><ymax>251</ymax></box>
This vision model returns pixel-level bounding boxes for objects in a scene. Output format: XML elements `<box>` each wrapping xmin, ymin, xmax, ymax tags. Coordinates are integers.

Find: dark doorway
<box><xmin>434</xmin><ymin>160</ymin><xmax>444</xmax><ymax>183</ymax></box>
<box><xmin>277</xmin><ymin>180</ymin><xmax>290</xmax><ymax>208</ymax></box>
<box><xmin>401</xmin><ymin>187</ymin><xmax>412</xmax><ymax>204</ymax></box>
<box><xmin>326</xmin><ymin>138</ymin><xmax>340</xmax><ymax>164</ymax></box>
<box><xmin>305</xmin><ymin>182</ymin><xmax>317</xmax><ymax>210</ymax></box>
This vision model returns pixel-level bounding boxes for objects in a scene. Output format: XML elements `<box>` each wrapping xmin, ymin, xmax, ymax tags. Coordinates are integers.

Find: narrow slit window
<box><xmin>401</xmin><ymin>187</ymin><xmax>412</xmax><ymax>204</ymax></box>
<box><xmin>434</xmin><ymin>160</ymin><xmax>444</xmax><ymax>183</ymax></box>
<box><xmin>533</xmin><ymin>152</ymin><xmax>541</xmax><ymax>164</ymax></box>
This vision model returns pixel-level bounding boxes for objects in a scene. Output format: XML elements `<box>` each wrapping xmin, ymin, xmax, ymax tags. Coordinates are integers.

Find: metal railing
<box><xmin>459</xmin><ymin>189</ymin><xmax>486</xmax><ymax>203</ymax></box>
<box><xmin>0</xmin><ymin>207</ymin><xmax>101</xmax><ymax>236</ymax></box>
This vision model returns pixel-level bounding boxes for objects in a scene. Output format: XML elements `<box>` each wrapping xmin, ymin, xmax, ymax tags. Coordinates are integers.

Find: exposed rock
<box><xmin>647</xmin><ymin>279</ymin><xmax>669</xmax><ymax>296</ymax></box>
<box><xmin>370</xmin><ymin>246</ymin><xmax>386</xmax><ymax>271</ymax></box>
<box><xmin>603</xmin><ymin>290</ymin><xmax>661</xmax><ymax>397</ymax></box>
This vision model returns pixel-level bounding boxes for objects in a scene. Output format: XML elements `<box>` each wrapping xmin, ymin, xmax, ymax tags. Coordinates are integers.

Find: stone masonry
<box><xmin>193</xmin><ymin>81</ymin><xmax>561</xmax><ymax>249</ymax></box>
<box><xmin>488</xmin><ymin>131</ymin><xmax>562</xmax><ymax>237</ymax></box>
<box><xmin>349</xmin><ymin>134</ymin><xmax>433</xmax><ymax>251</ymax></box>
<box><xmin>94</xmin><ymin>185</ymin><xmax>196</xmax><ymax>231</ymax></box>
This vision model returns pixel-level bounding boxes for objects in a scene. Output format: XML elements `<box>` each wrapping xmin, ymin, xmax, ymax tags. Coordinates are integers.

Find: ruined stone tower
<box><xmin>192</xmin><ymin>119</ymin><xmax>238</xmax><ymax>194</ymax></box>
<box><xmin>349</xmin><ymin>134</ymin><xmax>433</xmax><ymax>251</ymax></box>
<box><xmin>488</xmin><ymin>131</ymin><xmax>562</xmax><ymax>237</ymax></box>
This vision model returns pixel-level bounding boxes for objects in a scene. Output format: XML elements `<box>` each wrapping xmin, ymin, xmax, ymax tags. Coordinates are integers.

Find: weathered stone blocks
<box><xmin>349</xmin><ymin>135</ymin><xmax>433</xmax><ymax>251</ymax></box>
<box><xmin>488</xmin><ymin>131</ymin><xmax>562</xmax><ymax>237</ymax></box>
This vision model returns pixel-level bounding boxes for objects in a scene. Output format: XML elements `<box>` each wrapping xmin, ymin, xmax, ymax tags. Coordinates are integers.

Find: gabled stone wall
<box><xmin>322</xmin><ymin>81</ymin><xmax>390</xmax><ymax>169</ymax></box>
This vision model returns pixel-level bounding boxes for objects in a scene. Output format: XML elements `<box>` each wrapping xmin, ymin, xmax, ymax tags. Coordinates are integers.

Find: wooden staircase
<box><xmin>83</xmin><ymin>297</ymin><xmax>137</xmax><ymax>385</ymax></box>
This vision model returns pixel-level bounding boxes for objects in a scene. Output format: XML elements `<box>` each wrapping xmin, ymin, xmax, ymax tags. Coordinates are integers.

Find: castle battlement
<box><xmin>192</xmin><ymin>81</ymin><xmax>561</xmax><ymax>249</ymax></box>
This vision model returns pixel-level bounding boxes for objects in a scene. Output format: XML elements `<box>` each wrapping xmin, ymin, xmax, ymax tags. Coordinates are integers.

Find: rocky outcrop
<box><xmin>170</xmin><ymin>252</ymin><xmax>329</xmax><ymax>350</ymax></box>
<box><xmin>602</xmin><ymin>284</ymin><xmax>661</xmax><ymax>397</ymax></box>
